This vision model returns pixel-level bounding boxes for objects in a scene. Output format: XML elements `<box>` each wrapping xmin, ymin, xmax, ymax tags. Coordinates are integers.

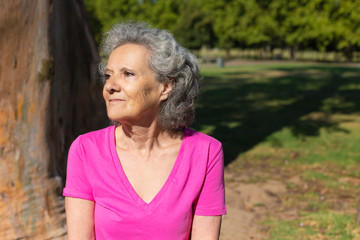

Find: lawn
<box><xmin>195</xmin><ymin>61</ymin><xmax>360</xmax><ymax>239</ymax></box>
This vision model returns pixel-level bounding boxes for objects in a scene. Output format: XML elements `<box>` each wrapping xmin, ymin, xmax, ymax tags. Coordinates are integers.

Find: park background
<box><xmin>84</xmin><ymin>0</ymin><xmax>360</xmax><ymax>238</ymax></box>
<box><xmin>1</xmin><ymin>0</ymin><xmax>360</xmax><ymax>239</ymax></box>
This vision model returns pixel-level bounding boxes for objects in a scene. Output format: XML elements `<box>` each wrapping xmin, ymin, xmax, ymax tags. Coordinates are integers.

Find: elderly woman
<box><xmin>63</xmin><ymin>22</ymin><xmax>226</xmax><ymax>240</ymax></box>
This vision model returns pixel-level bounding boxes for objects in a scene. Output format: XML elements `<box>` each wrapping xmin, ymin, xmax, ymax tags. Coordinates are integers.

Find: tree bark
<box><xmin>357</xmin><ymin>198</ymin><xmax>360</xmax><ymax>225</ymax></box>
<box><xmin>0</xmin><ymin>0</ymin><xmax>107</xmax><ymax>238</ymax></box>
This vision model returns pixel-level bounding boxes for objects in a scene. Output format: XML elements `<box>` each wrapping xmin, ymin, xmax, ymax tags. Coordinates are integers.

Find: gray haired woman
<box><xmin>63</xmin><ymin>22</ymin><xmax>226</xmax><ymax>240</ymax></box>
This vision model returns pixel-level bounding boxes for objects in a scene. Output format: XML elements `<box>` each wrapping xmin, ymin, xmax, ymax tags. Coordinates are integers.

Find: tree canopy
<box><xmin>84</xmin><ymin>0</ymin><xmax>360</xmax><ymax>61</ymax></box>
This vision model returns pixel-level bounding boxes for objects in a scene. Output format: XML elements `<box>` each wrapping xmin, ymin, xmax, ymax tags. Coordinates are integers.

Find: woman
<box><xmin>63</xmin><ymin>22</ymin><xmax>226</xmax><ymax>240</ymax></box>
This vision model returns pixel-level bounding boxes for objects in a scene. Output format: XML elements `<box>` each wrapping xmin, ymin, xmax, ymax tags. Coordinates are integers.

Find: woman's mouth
<box><xmin>109</xmin><ymin>99</ymin><xmax>125</xmax><ymax>103</ymax></box>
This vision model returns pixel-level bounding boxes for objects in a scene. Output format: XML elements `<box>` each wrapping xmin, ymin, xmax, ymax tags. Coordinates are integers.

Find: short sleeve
<box><xmin>194</xmin><ymin>143</ymin><xmax>226</xmax><ymax>216</ymax></box>
<box><xmin>63</xmin><ymin>136</ymin><xmax>94</xmax><ymax>201</ymax></box>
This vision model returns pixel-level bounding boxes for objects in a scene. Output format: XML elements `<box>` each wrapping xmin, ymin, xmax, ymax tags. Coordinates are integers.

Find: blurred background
<box><xmin>1</xmin><ymin>0</ymin><xmax>360</xmax><ymax>239</ymax></box>
<box><xmin>85</xmin><ymin>0</ymin><xmax>360</xmax><ymax>63</ymax></box>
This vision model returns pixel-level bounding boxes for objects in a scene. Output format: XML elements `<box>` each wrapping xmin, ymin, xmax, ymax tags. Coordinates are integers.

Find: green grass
<box><xmin>194</xmin><ymin>61</ymin><xmax>360</xmax><ymax>239</ymax></box>
<box><xmin>264</xmin><ymin>212</ymin><xmax>360</xmax><ymax>240</ymax></box>
<box><xmin>195</xmin><ymin>62</ymin><xmax>360</xmax><ymax>164</ymax></box>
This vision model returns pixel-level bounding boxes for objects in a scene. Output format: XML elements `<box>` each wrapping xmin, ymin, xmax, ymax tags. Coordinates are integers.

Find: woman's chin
<box><xmin>106</xmin><ymin>111</ymin><xmax>127</xmax><ymax>120</ymax></box>
<box><xmin>107</xmin><ymin>115</ymin><xmax>133</xmax><ymax>124</ymax></box>
<box><xmin>107</xmin><ymin>114</ymin><xmax>123</xmax><ymax>123</ymax></box>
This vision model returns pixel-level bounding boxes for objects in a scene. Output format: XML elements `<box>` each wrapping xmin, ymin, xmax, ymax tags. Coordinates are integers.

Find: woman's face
<box><xmin>103</xmin><ymin>43</ymin><xmax>168</xmax><ymax>124</ymax></box>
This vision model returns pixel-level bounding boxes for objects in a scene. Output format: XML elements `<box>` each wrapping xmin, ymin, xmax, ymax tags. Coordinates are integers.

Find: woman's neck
<box><xmin>115</xmin><ymin>120</ymin><xmax>183</xmax><ymax>158</ymax></box>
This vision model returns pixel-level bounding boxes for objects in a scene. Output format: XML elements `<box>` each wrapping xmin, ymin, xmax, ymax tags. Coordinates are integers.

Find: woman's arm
<box><xmin>191</xmin><ymin>215</ymin><xmax>222</xmax><ymax>240</ymax></box>
<box><xmin>65</xmin><ymin>197</ymin><xmax>95</xmax><ymax>240</ymax></box>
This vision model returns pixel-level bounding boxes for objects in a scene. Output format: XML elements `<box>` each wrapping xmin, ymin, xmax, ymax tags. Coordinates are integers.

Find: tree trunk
<box><xmin>0</xmin><ymin>0</ymin><xmax>107</xmax><ymax>238</ymax></box>
<box><xmin>226</xmin><ymin>48</ymin><xmax>231</xmax><ymax>59</ymax></box>
<box><xmin>289</xmin><ymin>44</ymin><xmax>298</xmax><ymax>61</ymax></box>
<box><xmin>345</xmin><ymin>41</ymin><xmax>353</xmax><ymax>62</ymax></box>
<box><xmin>357</xmin><ymin>198</ymin><xmax>360</xmax><ymax>225</ymax></box>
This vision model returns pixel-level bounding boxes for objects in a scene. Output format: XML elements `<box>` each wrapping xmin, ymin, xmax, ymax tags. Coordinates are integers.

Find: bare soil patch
<box><xmin>220</xmin><ymin>168</ymin><xmax>288</xmax><ymax>240</ymax></box>
<box><xmin>219</xmin><ymin>163</ymin><xmax>360</xmax><ymax>240</ymax></box>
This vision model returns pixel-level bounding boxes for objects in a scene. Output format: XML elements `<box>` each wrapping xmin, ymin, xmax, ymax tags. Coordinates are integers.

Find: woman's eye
<box><xmin>124</xmin><ymin>71</ymin><xmax>134</xmax><ymax>77</ymax></box>
<box><xmin>104</xmin><ymin>73</ymin><xmax>111</xmax><ymax>80</ymax></box>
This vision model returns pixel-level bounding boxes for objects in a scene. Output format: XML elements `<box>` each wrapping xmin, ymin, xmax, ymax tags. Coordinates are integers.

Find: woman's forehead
<box><xmin>107</xmin><ymin>43</ymin><xmax>151</xmax><ymax>70</ymax></box>
<box><xmin>111</xmin><ymin>43</ymin><xmax>150</xmax><ymax>58</ymax></box>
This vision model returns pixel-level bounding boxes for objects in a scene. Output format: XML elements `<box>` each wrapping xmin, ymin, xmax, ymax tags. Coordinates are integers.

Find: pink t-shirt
<box><xmin>63</xmin><ymin>126</ymin><xmax>226</xmax><ymax>240</ymax></box>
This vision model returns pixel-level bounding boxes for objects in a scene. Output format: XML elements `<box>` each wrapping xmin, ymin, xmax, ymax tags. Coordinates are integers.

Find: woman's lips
<box><xmin>109</xmin><ymin>99</ymin><xmax>125</xmax><ymax>103</ymax></box>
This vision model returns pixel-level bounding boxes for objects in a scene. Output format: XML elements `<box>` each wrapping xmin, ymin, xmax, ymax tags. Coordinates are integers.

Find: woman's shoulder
<box><xmin>75</xmin><ymin>125</ymin><xmax>115</xmax><ymax>146</ymax></box>
<box><xmin>185</xmin><ymin>127</ymin><xmax>222</xmax><ymax>149</ymax></box>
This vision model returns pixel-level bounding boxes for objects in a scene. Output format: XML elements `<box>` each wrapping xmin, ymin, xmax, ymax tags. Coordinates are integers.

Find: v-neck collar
<box><xmin>109</xmin><ymin>125</ymin><xmax>187</xmax><ymax>208</ymax></box>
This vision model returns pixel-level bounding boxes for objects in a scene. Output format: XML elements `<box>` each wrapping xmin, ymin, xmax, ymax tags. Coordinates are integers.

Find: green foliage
<box><xmin>145</xmin><ymin>0</ymin><xmax>180</xmax><ymax>32</ymax></box>
<box><xmin>173</xmin><ymin>0</ymin><xmax>216</xmax><ymax>49</ymax></box>
<box><xmin>83</xmin><ymin>0</ymin><xmax>360</xmax><ymax>60</ymax></box>
<box><xmin>331</xmin><ymin>0</ymin><xmax>360</xmax><ymax>61</ymax></box>
<box><xmin>212</xmin><ymin>0</ymin><xmax>243</xmax><ymax>50</ymax></box>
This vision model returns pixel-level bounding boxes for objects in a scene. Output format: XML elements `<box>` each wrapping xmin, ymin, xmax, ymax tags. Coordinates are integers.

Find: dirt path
<box><xmin>220</xmin><ymin>168</ymin><xmax>290</xmax><ymax>240</ymax></box>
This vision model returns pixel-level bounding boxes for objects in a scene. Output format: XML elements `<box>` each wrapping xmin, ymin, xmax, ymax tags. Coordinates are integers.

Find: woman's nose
<box><xmin>104</xmin><ymin>76</ymin><xmax>121</xmax><ymax>93</ymax></box>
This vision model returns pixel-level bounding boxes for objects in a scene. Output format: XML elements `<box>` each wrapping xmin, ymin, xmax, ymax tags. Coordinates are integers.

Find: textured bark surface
<box><xmin>0</xmin><ymin>0</ymin><xmax>107</xmax><ymax>238</ymax></box>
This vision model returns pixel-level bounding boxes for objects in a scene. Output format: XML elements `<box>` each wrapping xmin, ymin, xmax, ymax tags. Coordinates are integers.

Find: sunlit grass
<box><xmin>264</xmin><ymin>212</ymin><xmax>360</xmax><ymax>240</ymax></box>
<box><xmin>195</xmin><ymin>62</ymin><xmax>360</xmax><ymax>239</ymax></box>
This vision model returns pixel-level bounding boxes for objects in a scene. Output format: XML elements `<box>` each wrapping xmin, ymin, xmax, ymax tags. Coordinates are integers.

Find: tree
<box><xmin>83</xmin><ymin>0</ymin><xmax>360</xmax><ymax>61</ymax></box>
<box><xmin>330</xmin><ymin>0</ymin><xmax>360</xmax><ymax>62</ymax></box>
<box><xmin>212</xmin><ymin>0</ymin><xmax>244</xmax><ymax>55</ymax></box>
<box><xmin>234</xmin><ymin>0</ymin><xmax>278</xmax><ymax>57</ymax></box>
<box><xmin>84</xmin><ymin>0</ymin><xmax>148</xmax><ymax>45</ymax></box>
<box><xmin>146</xmin><ymin>0</ymin><xmax>180</xmax><ymax>32</ymax></box>
<box><xmin>211</xmin><ymin>0</ymin><xmax>279</xmax><ymax>57</ymax></box>
<box><xmin>173</xmin><ymin>0</ymin><xmax>216</xmax><ymax>49</ymax></box>
<box><xmin>0</xmin><ymin>0</ymin><xmax>107</xmax><ymax>238</ymax></box>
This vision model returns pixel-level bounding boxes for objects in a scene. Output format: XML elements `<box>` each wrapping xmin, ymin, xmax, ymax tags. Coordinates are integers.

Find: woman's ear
<box><xmin>160</xmin><ymin>78</ymin><xmax>174</xmax><ymax>101</ymax></box>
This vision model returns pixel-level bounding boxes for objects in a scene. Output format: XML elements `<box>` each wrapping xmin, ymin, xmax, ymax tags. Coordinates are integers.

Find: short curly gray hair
<box><xmin>99</xmin><ymin>22</ymin><xmax>201</xmax><ymax>130</ymax></box>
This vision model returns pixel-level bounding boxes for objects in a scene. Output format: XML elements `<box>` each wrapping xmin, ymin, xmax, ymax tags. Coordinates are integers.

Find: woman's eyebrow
<box><xmin>120</xmin><ymin>67</ymin><xmax>134</xmax><ymax>72</ymax></box>
<box><xmin>105</xmin><ymin>68</ymin><xmax>114</xmax><ymax>73</ymax></box>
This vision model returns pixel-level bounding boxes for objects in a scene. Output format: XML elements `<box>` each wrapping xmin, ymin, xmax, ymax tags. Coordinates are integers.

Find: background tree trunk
<box><xmin>344</xmin><ymin>41</ymin><xmax>353</xmax><ymax>63</ymax></box>
<box><xmin>0</xmin><ymin>0</ymin><xmax>107</xmax><ymax>238</ymax></box>
<box><xmin>289</xmin><ymin>44</ymin><xmax>298</xmax><ymax>61</ymax></box>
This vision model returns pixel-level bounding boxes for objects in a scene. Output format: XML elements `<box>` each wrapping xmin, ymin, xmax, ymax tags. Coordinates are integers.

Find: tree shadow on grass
<box><xmin>193</xmin><ymin>64</ymin><xmax>360</xmax><ymax>165</ymax></box>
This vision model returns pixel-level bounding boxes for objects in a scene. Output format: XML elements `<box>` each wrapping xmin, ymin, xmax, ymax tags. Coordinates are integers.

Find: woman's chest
<box><xmin>87</xmin><ymin>144</ymin><xmax>209</xmax><ymax>209</ymax></box>
<box><xmin>83</xmin><ymin>142</ymin><xmax>210</xmax><ymax>239</ymax></box>
<box><xmin>90</xmin><ymin>154</ymin><xmax>205</xmax><ymax>240</ymax></box>
<box><xmin>117</xmin><ymin>149</ymin><xmax>179</xmax><ymax>204</ymax></box>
